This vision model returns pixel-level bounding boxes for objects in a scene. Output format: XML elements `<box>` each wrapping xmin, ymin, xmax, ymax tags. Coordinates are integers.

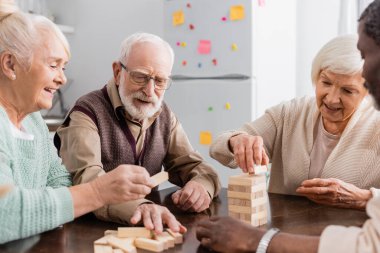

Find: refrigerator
<box><xmin>163</xmin><ymin>0</ymin><xmax>258</xmax><ymax>186</ymax></box>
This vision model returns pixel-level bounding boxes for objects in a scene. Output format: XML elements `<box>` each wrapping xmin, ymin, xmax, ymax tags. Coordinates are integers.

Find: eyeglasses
<box><xmin>120</xmin><ymin>62</ymin><xmax>172</xmax><ymax>90</ymax></box>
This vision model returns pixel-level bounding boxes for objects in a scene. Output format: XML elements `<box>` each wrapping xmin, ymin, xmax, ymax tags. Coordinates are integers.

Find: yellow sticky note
<box><xmin>200</xmin><ymin>131</ymin><xmax>212</xmax><ymax>145</ymax></box>
<box><xmin>225</xmin><ymin>102</ymin><xmax>231</xmax><ymax>110</ymax></box>
<box><xmin>181</xmin><ymin>42</ymin><xmax>187</xmax><ymax>47</ymax></box>
<box><xmin>231</xmin><ymin>43</ymin><xmax>238</xmax><ymax>51</ymax></box>
<box><xmin>230</xmin><ymin>5</ymin><xmax>245</xmax><ymax>21</ymax></box>
<box><xmin>173</xmin><ymin>10</ymin><xmax>185</xmax><ymax>26</ymax></box>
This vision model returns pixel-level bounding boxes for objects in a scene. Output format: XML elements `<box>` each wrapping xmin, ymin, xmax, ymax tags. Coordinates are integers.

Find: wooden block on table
<box><xmin>118</xmin><ymin>227</ymin><xmax>152</xmax><ymax>238</ymax></box>
<box><xmin>229</xmin><ymin>211</ymin><xmax>268</xmax><ymax>227</ymax></box>
<box><xmin>166</xmin><ymin>228</ymin><xmax>183</xmax><ymax>244</ymax></box>
<box><xmin>228</xmin><ymin>174</ymin><xmax>266</xmax><ymax>187</ymax></box>
<box><xmin>154</xmin><ymin>232</ymin><xmax>175</xmax><ymax>249</ymax></box>
<box><xmin>104</xmin><ymin>230</ymin><xmax>117</xmax><ymax>236</ymax></box>
<box><xmin>113</xmin><ymin>249</ymin><xmax>123</xmax><ymax>253</ymax></box>
<box><xmin>134</xmin><ymin>237</ymin><xmax>165</xmax><ymax>252</ymax></box>
<box><xmin>228</xmin><ymin>195</ymin><xmax>267</xmax><ymax>207</ymax></box>
<box><xmin>151</xmin><ymin>171</ymin><xmax>169</xmax><ymax>187</ymax></box>
<box><xmin>94</xmin><ymin>245</ymin><xmax>113</xmax><ymax>253</ymax></box>
<box><xmin>107</xmin><ymin>236</ymin><xmax>136</xmax><ymax>253</ymax></box>
<box><xmin>228</xmin><ymin>182</ymin><xmax>266</xmax><ymax>193</ymax></box>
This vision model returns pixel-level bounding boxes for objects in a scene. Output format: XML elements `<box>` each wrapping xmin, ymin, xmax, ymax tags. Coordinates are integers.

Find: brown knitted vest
<box><xmin>54</xmin><ymin>86</ymin><xmax>171</xmax><ymax>175</ymax></box>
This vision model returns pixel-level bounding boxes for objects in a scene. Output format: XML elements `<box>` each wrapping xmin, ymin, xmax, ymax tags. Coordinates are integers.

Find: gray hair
<box><xmin>0</xmin><ymin>1</ymin><xmax>70</xmax><ymax>70</ymax></box>
<box><xmin>119</xmin><ymin>32</ymin><xmax>174</xmax><ymax>67</ymax></box>
<box><xmin>311</xmin><ymin>34</ymin><xmax>363</xmax><ymax>86</ymax></box>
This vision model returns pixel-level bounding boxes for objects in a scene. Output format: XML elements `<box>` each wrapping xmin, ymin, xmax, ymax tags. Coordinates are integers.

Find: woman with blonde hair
<box><xmin>0</xmin><ymin>1</ymin><xmax>184</xmax><ymax>243</ymax></box>
<box><xmin>211</xmin><ymin>34</ymin><xmax>380</xmax><ymax>209</ymax></box>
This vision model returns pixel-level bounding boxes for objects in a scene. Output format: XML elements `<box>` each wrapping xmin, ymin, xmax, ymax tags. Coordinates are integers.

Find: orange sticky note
<box><xmin>198</xmin><ymin>40</ymin><xmax>211</xmax><ymax>54</ymax></box>
<box><xmin>230</xmin><ymin>5</ymin><xmax>245</xmax><ymax>21</ymax></box>
<box><xmin>200</xmin><ymin>131</ymin><xmax>212</xmax><ymax>145</ymax></box>
<box><xmin>173</xmin><ymin>10</ymin><xmax>185</xmax><ymax>26</ymax></box>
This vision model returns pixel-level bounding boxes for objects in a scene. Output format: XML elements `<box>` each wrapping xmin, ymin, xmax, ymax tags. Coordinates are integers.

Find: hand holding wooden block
<box><xmin>150</xmin><ymin>171</ymin><xmax>169</xmax><ymax>187</ymax></box>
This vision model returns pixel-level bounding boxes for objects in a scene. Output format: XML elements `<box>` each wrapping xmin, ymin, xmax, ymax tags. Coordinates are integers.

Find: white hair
<box><xmin>311</xmin><ymin>34</ymin><xmax>363</xmax><ymax>86</ymax></box>
<box><xmin>0</xmin><ymin>1</ymin><xmax>70</xmax><ymax>70</ymax></box>
<box><xmin>119</xmin><ymin>32</ymin><xmax>174</xmax><ymax>67</ymax></box>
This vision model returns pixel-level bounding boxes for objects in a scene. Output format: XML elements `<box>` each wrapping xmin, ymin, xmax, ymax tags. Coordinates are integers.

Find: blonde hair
<box><xmin>0</xmin><ymin>1</ymin><xmax>70</xmax><ymax>70</ymax></box>
<box><xmin>311</xmin><ymin>34</ymin><xmax>363</xmax><ymax>86</ymax></box>
<box><xmin>119</xmin><ymin>32</ymin><xmax>174</xmax><ymax>67</ymax></box>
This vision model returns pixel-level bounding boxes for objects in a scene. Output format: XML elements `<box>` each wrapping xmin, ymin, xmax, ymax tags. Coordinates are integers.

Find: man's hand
<box><xmin>296</xmin><ymin>178</ymin><xmax>372</xmax><ymax>210</ymax></box>
<box><xmin>171</xmin><ymin>181</ymin><xmax>211</xmax><ymax>212</ymax></box>
<box><xmin>229</xmin><ymin>134</ymin><xmax>269</xmax><ymax>174</ymax></box>
<box><xmin>130</xmin><ymin>203</ymin><xmax>187</xmax><ymax>234</ymax></box>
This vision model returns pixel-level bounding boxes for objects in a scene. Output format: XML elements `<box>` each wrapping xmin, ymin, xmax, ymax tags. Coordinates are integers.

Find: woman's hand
<box><xmin>296</xmin><ymin>178</ymin><xmax>372</xmax><ymax>210</ymax></box>
<box><xmin>91</xmin><ymin>164</ymin><xmax>155</xmax><ymax>206</ymax></box>
<box><xmin>229</xmin><ymin>134</ymin><xmax>269</xmax><ymax>173</ymax></box>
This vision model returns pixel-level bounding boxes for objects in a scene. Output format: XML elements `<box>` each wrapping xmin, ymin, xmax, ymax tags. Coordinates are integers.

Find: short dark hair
<box><xmin>359</xmin><ymin>0</ymin><xmax>380</xmax><ymax>46</ymax></box>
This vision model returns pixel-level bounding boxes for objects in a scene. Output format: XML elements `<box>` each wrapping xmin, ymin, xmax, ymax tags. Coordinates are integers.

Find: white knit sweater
<box><xmin>210</xmin><ymin>96</ymin><xmax>380</xmax><ymax>196</ymax></box>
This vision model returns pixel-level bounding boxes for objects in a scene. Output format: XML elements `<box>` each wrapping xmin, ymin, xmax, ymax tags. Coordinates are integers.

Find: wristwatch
<box><xmin>256</xmin><ymin>228</ymin><xmax>280</xmax><ymax>253</ymax></box>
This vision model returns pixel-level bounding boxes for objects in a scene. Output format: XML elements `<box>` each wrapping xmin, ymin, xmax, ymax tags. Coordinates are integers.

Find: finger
<box><xmin>252</xmin><ymin>138</ymin><xmax>263</xmax><ymax>165</ymax></box>
<box><xmin>234</xmin><ymin>146</ymin><xmax>247</xmax><ymax>173</ymax></box>
<box><xmin>151</xmin><ymin>209</ymin><xmax>163</xmax><ymax>234</ymax></box>
<box><xmin>130</xmin><ymin>209</ymin><xmax>142</xmax><ymax>225</ymax></box>
<box><xmin>171</xmin><ymin>190</ymin><xmax>181</xmax><ymax>205</ymax></box>
<box><xmin>162</xmin><ymin>211</ymin><xmax>180</xmax><ymax>232</ymax></box>
<box><xmin>192</xmin><ymin>194</ymin><xmax>210</xmax><ymax>212</ymax></box>
<box><xmin>244</xmin><ymin>144</ymin><xmax>255</xmax><ymax>174</ymax></box>
<box><xmin>179</xmin><ymin>224</ymin><xmax>187</xmax><ymax>233</ymax></box>
<box><xmin>296</xmin><ymin>186</ymin><xmax>332</xmax><ymax>195</ymax></box>
<box><xmin>179</xmin><ymin>187</ymin><xmax>194</xmax><ymax>207</ymax></box>
<box><xmin>131</xmin><ymin>174</ymin><xmax>155</xmax><ymax>186</ymax></box>
<box><xmin>261</xmin><ymin>149</ymin><xmax>270</xmax><ymax>165</ymax></box>
<box><xmin>196</xmin><ymin>225</ymin><xmax>212</xmax><ymax>240</ymax></box>
<box><xmin>301</xmin><ymin>178</ymin><xmax>332</xmax><ymax>187</ymax></box>
<box><xmin>182</xmin><ymin>190</ymin><xmax>200</xmax><ymax>211</ymax></box>
<box><xmin>129</xmin><ymin>184</ymin><xmax>152</xmax><ymax>196</ymax></box>
<box><xmin>142</xmin><ymin>208</ymin><xmax>154</xmax><ymax>230</ymax></box>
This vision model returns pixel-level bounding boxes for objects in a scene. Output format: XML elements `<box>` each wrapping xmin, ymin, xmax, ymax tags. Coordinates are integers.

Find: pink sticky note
<box><xmin>258</xmin><ymin>0</ymin><xmax>265</xmax><ymax>6</ymax></box>
<box><xmin>198</xmin><ymin>40</ymin><xmax>211</xmax><ymax>54</ymax></box>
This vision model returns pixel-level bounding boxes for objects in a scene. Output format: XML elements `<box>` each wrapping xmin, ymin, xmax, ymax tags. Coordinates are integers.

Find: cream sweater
<box><xmin>210</xmin><ymin>96</ymin><xmax>380</xmax><ymax>195</ymax></box>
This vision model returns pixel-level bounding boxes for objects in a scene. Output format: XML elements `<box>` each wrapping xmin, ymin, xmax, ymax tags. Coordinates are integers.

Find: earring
<box><xmin>11</xmin><ymin>74</ymin><xmax>16</xmax><ymax>80</ymax></box>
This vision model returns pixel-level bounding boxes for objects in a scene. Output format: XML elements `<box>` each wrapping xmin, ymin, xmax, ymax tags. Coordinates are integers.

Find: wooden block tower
<box><xmin>228</xmin><ymin>167</ymin><xmax>268</xmax><ymax>226</ymax></box>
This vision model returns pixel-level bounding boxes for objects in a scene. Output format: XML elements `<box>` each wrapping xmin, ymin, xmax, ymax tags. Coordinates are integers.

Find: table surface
<box><xmin>0</xmin><ymin>187</ymin><xmax>369</xmax><ymax>253</ymax></box>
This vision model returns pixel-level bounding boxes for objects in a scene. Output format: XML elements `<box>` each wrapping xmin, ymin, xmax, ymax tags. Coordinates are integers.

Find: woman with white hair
<box><xmin>0</xmin><ymin>2</ymin><xmax>183</xmax><ymax>243</ymax></box>
<box><xmin>210</xmin><ymin>34</ymin><xmax>380</xmax><ymax>209</ymax></box>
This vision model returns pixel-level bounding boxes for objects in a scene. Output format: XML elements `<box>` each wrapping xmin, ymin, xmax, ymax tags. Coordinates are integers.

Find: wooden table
<box><xmin>0</xmin><ymin>187</ymin><xmax>368</xmax><ymax>253</ymax></box>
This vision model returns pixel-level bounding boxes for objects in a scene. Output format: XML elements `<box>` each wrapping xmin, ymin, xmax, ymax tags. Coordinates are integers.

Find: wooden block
<box><xmin>151</xmin><ymin>171</ymin><xmax>169</xmax><ymax>187</ymax></box>
<box><xmin>134</xmin><ymin>238</ymin><xmax>165</xmax><ymax>252</ymax></box>
<box><xmin>166</xmin><ymin>229</ymin><xmax>183</xmax><ymax>244</ymax></box>
<box><xmin>227</xmin><ymin>190</ymin><xmax>267</xmax><ymax>200</ymax></box>
<box><xmin>228</xmin><ymin>182</ymin><xmax>266</xmax><ymax>193</ymax></box>
<box><xmin>154</xmin><ymin>232</ymin><xmax>175</xmax><ymax>249</ymax></box>
<box><xmin>252</xmin><ymin>165</ymin><xmax>268</xmax><ymax>174</ymax></box>
<box><xmin>94</xmin><ymin>235</ymin><xmax>111</xmax><ymax>245</ymax></box>
<box><xmin>229</xmin><ymin>211</ymin><xmax>268</xmax><ymax>227</ymax></box>
<box><xmin>228</xmin><ymin>174</ymin><xmax>266</xmax><ymax>186</ymax></box>
<box><xmin>107</xmin><ymin>236</ymin><xmax>136</xmax><ymax>253</ymax></box>
<box><xmin>113</xmin><ymin>249</ymin><xmax>123</xmax><ymax>253</ymax></box>
<box><xmin>104</xmin><ymin>230</ymin><xmax>117</xmax><ymax>236</ymax></box>
<box><xmin>0</xmin><ymin>185</ymin><xmax>12</xmax><ymax>197</ymax></box>
<box><xmin>118</xmin><ymin>227</ymin><xmax>152</xmax><ymax>238</ymax></box>
<box><xmin>94</xmin><ymin>245</ymin><xmax>113</xmax><ymax>253</ymax></box>
<box><xmin>228</xmin><ymin>196</ymin><xmax>267</xmax><ymax>208</ymax></box>
<box><xmin>228</xmin><ymin>203</ymin><xmax>266</xmax><ymax>214</ymax></box>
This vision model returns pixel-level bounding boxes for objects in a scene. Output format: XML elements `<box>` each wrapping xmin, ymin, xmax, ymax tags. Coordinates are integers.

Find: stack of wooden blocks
<box><xmin>227</xmin><ymin>166</ymin><xmax>268</xmax><ymax>226</ymax></box>
<box><xmin>94</xmin><ymin>227</ymin><xmax>183</xmax><ymax>253</ymax></box>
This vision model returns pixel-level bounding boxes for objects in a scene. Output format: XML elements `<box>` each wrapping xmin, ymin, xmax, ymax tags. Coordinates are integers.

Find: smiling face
<box><xmin>357</xmin><ymin>20</ymin><xmax>380</xmax><ymax>108</ymax></box>
<box><xmin>115</xmin><ymin>42</ymin><xmax>172</xmax><ymax>121</ymax></box>
<box><xmin>15</xmin><ymin>32</ymin><xmax>68</xmax><ymax>112</ymax></box>
<box><xmin>315</xmin><ymin>70</ymin><xmax>367</xmax><ymax>133</ymax></box>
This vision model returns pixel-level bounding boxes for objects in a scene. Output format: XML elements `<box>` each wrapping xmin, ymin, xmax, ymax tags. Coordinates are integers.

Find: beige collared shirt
<box><xmin>56</xmin><ymin>80</ymin><xmax>221</xmax><ymax>224</ymax></box>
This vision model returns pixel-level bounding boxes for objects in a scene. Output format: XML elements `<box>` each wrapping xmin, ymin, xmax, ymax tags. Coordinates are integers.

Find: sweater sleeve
<box><xmin>318</xmin><ymin>197</ymin><xmax>380</xmax><ymax>253</ymax></box>
<box><xmin>210</xmin><ymin>103</ymin><xmax>284</xmax><ymax>167</ymax></box>
<box><xmin>0</xmin><ymin>131</ymin><xmax>74</xmax><ymax>243</ymax></box>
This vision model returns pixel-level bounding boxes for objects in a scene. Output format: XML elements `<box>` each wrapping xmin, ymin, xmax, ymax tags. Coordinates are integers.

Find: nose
<box><xmin>55</xmin><ymin>68</ymin><xmax>67</xmax><ymax>87</ymax></box>
<box><xmin>325</xmin><ymin>87</ymin><xmax>341</xmax><ymax>104</ymax></box>
<box><xmin>142</xmin><ymin>78</ymin><xmax>155</xmax><ymax>97</ymax></box>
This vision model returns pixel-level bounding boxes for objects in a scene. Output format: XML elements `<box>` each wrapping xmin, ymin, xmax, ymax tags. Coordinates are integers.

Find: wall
<box><xmin>46</xmin><ymin>0</ymin><xmax>164</xmax><ymax>111</ymax></box>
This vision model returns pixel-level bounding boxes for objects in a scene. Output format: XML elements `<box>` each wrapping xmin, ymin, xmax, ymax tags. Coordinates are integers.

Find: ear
<box><xmin>112</xmin><ymin>61</ymin><xmax>122</xmax><ymax>87</ymax></box>
<box><xmin>0</xmin><ymin>52</ymin><xmax>17</xmax><ymax>80</ymax></box>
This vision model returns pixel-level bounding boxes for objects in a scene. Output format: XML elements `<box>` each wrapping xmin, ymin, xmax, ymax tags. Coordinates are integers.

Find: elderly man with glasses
<box><xmin>54</xmin><ymin>33</ymin><xmax>221</xmax><ymax>231</ymax></box>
